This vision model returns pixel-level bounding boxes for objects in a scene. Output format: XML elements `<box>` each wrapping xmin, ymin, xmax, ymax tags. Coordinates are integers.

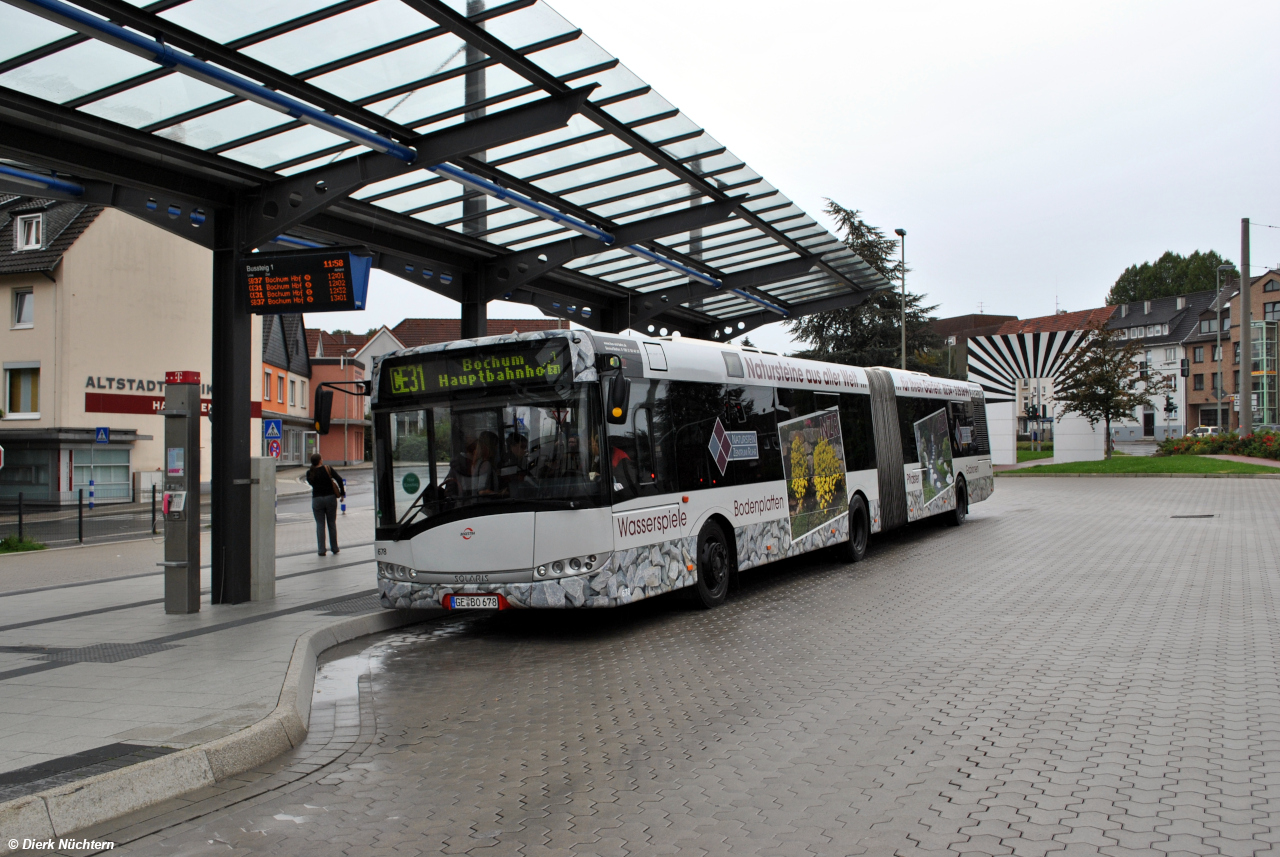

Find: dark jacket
<box><xmin>307</xmin><ymin>465</ymin><xmax>346</xmax><ymax>498</ymax></box>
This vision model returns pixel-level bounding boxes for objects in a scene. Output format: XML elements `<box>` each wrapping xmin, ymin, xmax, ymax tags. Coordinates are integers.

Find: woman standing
<box><xmin>307</xmin><ymin>453</ymin><xmax>346</xmax><ymax>556</ymax></box>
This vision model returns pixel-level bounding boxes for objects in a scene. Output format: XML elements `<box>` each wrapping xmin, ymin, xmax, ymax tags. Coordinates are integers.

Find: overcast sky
<box><xmin>311</xmin><ymin>0</ymin><xmax>1280</xmax><ymax>354</ymax></box>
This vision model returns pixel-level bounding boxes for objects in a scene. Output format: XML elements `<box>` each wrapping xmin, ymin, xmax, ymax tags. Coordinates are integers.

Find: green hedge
<box><xmin>1158</xmin><ymin>429</ymin><xmax>1280</xmax><ymax>461</ymax></box>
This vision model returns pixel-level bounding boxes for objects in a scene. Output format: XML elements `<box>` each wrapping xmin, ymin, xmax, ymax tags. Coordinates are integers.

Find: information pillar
<box><xmin>161</xmin><ymin>371</ymin><xmax>202</xmax><ymax>614</ymax></box>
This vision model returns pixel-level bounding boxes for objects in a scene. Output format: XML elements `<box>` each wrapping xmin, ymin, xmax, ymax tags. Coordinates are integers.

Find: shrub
<box><xmin>0</xmin><ymin>535</ymin><xmax>46</xmax><ymax>553</ymax></box>
<box><xmin>1158</xmin><ymin>429</ymin><xmax>1280</xmax><ymax>461</ymax></box>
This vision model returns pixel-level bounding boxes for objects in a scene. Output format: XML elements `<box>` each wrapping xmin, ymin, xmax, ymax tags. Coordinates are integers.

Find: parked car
<box><xmin>1256</xmin><ymin>424</ymin><xmax>1280</xmax><ymax>433</ymax></box>
<box><xmin>1188</xmin><ymin>426</ymin><xmax>1222</xmax><ymax>437</ymax></box>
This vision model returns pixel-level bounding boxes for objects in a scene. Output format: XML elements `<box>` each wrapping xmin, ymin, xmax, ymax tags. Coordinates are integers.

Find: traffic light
<box><xmin>1180</xmin><ymin>358</ymin><xmax>1189</xmax><ymax>377</ymax></box>
<box><xmin>314</xmin><ymin>387</ymin><xmax>334</xmax><ymax>434</ymax></box>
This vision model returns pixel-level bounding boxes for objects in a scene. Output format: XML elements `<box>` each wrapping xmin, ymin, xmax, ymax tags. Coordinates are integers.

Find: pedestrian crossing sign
<box><xmin>263</xmin><ymin>419</ymin><xmax>282</xmax><ymax>439</ymax></box>
<box><xmin>95</xmin><ymin>427</ymin><xmax>110</xmax><ymax>444</ymax></box>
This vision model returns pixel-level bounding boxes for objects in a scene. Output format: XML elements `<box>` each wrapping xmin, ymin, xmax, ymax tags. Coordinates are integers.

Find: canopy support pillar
<box><xmin>210</xmin><ymin>209</ymin><xmax>252</xmax><ymax>604</ymax></box>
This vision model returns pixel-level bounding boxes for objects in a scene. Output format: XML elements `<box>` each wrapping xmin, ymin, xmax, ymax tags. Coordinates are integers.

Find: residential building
<box><xmin>927</xmin><ymin>313</ymin><xmax>1017</xmax><ymax>380</ymax></box>
<box><xmin>0</xmin><ymin>195</ymin><xmax>303</xmax><ymax>503</ymax></box>
<box><xmin>261</xmin><ymin>314</ymin><xmax>313</xmax><ymax>466</ymax></box>
<box><xmin>1182</xmin><ymin>269</ymin><xmax>1280</xmax><ymax>430</ymax></box>
<box><xmin>310</xmin><ymin>355</ymin><xmax>367</xmax><ymax>466</ymax></box>
<box><xmin>1105</xmin><ymin>290</ymin><xmax>1215</xmax><ymax>440</ymax></box>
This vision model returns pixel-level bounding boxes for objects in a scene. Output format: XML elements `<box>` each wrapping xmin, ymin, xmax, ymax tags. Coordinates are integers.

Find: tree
<box><xmin>1055</xmin><ymin>321</ymin><xmax>1176</xmax><ymax>458</ymax></box>
<box><xmin>787</xmin><ymin>200</ymin><xmax>944</xmax><ymax>372</ymax></box>
<box><xmin>1106</xmin><ymin>250</ymin><xmax>1237</xmax><ymax>305</ymax></box>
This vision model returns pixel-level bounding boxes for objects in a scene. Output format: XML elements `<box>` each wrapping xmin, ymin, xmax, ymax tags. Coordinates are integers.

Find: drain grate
<box><xmin>320</xmin><ymin>594</ymin><xmax>383</xmax><ymax>616</ymax></box>
<box><xmin>0</xmin><ymin>642</ymin><xmax>181</xmax><ymax>663</ymax></box>
<box><xmin>1171</xmin><ymin>514</ymin><xmax>1215</xmax><ymax>519</ymax></box>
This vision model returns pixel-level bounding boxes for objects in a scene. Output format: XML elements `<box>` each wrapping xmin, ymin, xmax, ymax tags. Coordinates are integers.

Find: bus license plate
<box><xmin>452</xmin><ymin>595</ymin><xmax>499</xmax><ymax>610</ymax></box>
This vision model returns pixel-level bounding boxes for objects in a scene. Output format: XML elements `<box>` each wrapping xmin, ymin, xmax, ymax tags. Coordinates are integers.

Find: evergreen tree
<box><xmin>1106</xmin><ymin>250</ymin><xmax>1237</xmax><ymax>305</ymax></box>
<box><xmin>786</xmin><ymin>200</ymin><xmax>943</xmax><ymax>373</ymax></box>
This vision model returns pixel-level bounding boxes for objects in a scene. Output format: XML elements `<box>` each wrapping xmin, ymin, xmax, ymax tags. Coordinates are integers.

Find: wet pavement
<box><xmin>75</xmin><ymin>478</ymin><xmax>1280</xmax><ymax>857</ymax></box>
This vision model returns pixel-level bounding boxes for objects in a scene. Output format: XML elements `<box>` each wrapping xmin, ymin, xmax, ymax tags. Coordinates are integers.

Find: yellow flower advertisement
<box><xmin>777</xmin><ymin>408</ymin><xmax>849</xmax><ymax>540</ymax></box>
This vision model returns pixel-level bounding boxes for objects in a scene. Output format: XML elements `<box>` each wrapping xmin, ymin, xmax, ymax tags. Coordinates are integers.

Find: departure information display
<box><xmin>382</xmin><ymin>339</ymin><xmax>572</xmax><ymax>398</ymax></box>
<box><xmin>242</xmin><ymin>249</ymin><xmax>371</xmax><ymax>315</ymax></box>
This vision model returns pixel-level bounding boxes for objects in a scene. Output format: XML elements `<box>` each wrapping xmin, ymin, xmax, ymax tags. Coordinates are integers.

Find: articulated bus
<box><xmin>372</xmin><ymin>330</ymin><xmax>993</xmax><ymax>611</ymax></box>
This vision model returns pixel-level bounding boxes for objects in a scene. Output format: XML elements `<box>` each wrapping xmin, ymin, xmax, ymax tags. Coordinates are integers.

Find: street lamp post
<box><xmin>1215</xmin><ymin>263</ymin><xmax>1234</xmax><ymax>429</ymax></box>
<box><xmin>343</xmin><ymin>347</ymin><xmax>356</xmax><ymax>466</ymax></box>
<box><xmin>894</xmin><ymin>228</ymin><xmax>907</xmax><ymax>370</ymax></box>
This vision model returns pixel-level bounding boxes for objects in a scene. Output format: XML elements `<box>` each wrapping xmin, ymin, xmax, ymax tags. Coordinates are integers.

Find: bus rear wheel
<box><xmin>693</xmin><ymin>522</ymin><xmax>732</xmax><ymax>609</ymax></box>
<box><xmin>837</xmin><ymin>495</ymin><xmax>870</xmax><ymax>563</ymax></box>
<box><xmin>946</xmin><ymin>480</ymin><xmax>968</xmax><ymax>527</ymax></box>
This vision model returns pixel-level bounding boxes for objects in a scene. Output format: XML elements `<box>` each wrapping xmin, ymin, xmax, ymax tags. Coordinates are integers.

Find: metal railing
<box><xmin>0</xmin><ymin>486</ymin><xmax>170</xmax><ymax>548</ymax></box>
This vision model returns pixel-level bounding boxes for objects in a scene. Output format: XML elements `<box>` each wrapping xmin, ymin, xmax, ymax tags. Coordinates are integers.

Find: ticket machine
<box><xmin>160</xmin><ymin>371</ymin><xmax>201</xmax><ymax>613</ymax></box>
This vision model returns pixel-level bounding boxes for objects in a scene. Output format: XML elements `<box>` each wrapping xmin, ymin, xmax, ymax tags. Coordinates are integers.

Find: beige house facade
<box><xmin>0</xmin><ymin>197</ymin><xmax>266</xmax><ymax>503</ymax></box>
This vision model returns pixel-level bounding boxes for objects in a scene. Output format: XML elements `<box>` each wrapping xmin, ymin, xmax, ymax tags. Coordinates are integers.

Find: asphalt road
<box><xmin>88</xmin><ymin>477</ymin><xmax>1280</xmax><ymax>857</ymax></box>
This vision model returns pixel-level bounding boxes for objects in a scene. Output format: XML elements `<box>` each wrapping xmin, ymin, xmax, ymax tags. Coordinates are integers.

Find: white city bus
<box><xmin>372</xmin><ymin>330</ymin><xmax>993</xmax><ymax>611</ymax></box>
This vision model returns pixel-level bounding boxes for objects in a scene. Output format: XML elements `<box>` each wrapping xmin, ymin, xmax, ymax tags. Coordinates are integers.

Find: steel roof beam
<box><xmin>624</xmin><ymin>257</ymin><xmax>815</xmax><ymax>329</ymax></box>
<box><xmin>483</xmin><ymin>200</ymin><xmax>736</xmax><ymax>297</ymax></box>
<box><xmin>238</xmin><ymin>88</ymin><xmax>594</xmax><ymax>250</ymax></box>
<box><xmin>403</xmin><ymin>0</ymin><xmax>885</xmax><ymax>296</ymax></box>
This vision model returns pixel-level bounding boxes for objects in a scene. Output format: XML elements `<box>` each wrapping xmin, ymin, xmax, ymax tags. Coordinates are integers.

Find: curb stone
<box><xmin>997</xmin><ymin>471</ymin><xmax>1280</xmax><ymax>478</ymax></box>
<box><xmin>0</xmin><ymin>607</ymin><xmax>435</xmax><ymax>850</ymax></box>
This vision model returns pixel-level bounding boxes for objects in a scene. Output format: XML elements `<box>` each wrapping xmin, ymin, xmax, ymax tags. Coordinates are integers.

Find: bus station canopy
<box><xmin>0</xmin><ymin>0</ymin><xmax>891</xmax><ymax>340</ymax></box>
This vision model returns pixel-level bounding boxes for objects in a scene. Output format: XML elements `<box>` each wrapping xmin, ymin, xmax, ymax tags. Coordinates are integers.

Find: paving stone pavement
<box><xmin>78</xmin><ymin>478</ymin><xmax>1280</xmax><ymax>857</ymax></box>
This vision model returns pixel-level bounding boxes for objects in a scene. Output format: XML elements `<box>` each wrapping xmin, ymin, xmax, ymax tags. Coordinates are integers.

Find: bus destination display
<box><xmin>385</xmin><ymin>340</ymin><xmax>571</xmax><ymax>397</ymax></box>
<box><xmin>242</xmin><ymin>250</ymin><xmax>371</xmax><ymax>315</ymax></box>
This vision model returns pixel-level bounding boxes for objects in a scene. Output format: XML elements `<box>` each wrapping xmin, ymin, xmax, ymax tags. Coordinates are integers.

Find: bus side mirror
<box><xmin>314</xmin><ymin>387</ymin><xmax>334</xmax><ymax>434</ymax></box>
<box><xmin>606</xmin><ymin>376</ymin><xmax>630</xmax><ymax>424</ymax></box>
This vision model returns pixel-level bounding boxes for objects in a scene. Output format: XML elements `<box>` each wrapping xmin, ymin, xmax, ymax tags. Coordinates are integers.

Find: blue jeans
<box><xmin>312</xmin><ymin>495</ymin><xmax>338</xmax><ymax>553</ymax></box>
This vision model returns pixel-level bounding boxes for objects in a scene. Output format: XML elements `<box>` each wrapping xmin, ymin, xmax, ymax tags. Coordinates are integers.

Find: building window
<box><xmin>1266</xmin><ymin>280</ymin><xmax>1279</xmax><ymax>292</ymax></box>
<box><xmin>1210</xmin><ymin>373</ymin><xmax>1220</xmax><ymax>395</ymax></box>
<box><xmin>1234</xmin><ymin>342</ymin><xmax>1241</xmax><ymax>363</ymax></box>
<box><xmin>12</xmin><ymin>289</ymin><xmax>33</xmax><ymax>328</ymax></box>
<box><xmin>301</xmin><ymin>380</ymin><xmax>307</xmax><ymax>412</ymax></box>
<box><xmin>1177</xmin><ymin>296</ymin><xmax>1186</xmax><ymax>310</ymax></box>
<box><xmin>277</xmin><ymin>375</ymin><xmax>284</xmax><ymax>403</ymax></box>
<box><xmin>1193</xmin><ymin>346</ymin><xmax>1204</xmax><ymax>363</ymax></box>
<box><xmin>1131</xmin><ymin>327</ymin><xmax>1143</xmax><ymax>338</ymax></box>
<box><xmin>289</xmin><ymin>379</ymin><xmax>296</xmax><ymax>407</ymax></box>
<box><xmin>6</xmin><ymin>367</ymin><xmax>39</xmax><ymax>415</ymax></box>
<box><xmin>1144</xmin><ymin>301</ymin><xmax>1152</xmax><ymax>314</ymax></box>
<box><xmin>1193</xmin><ymin>374</ymin><xmax>1204</xmax><ymax>391</ymax></box>
<box><xmin>1120</xmin><ymin>305</ymin><xmax>1128</xmax><ymax>318</ymax></box>
<box><xmin>1212</xmin><ymin>345</ymin><xmax>1222</xmax><ymax>361</ymax></box>
<box><xmin>1233</xmin><ymin>370</ymin><xmax>1240</xmax><ymax>391</ymax></box>
<box><xmin>1164</xmin><ymin>347</ymin><xmax>1175</xmax><ymax>363</ymax></box>
<box><xmin>1200</xmin><ymin>319</ymin><xmax>1218</xmax><ymax>334</ymax></box>
<box><xmin>72</xmin><ymin>448</ymin><xmax>131</xmax><ymax>500</ymax></box>
<box><xmin>263</xmin><ymin>370</ymin><xmax>272</xmax><ymax>402</ymax></box>
<box><xmin>14</xmin><ymin>214</ymin><xmax>42</xmax><ymax>251</ymax></box>
<box><xmin>1266</xmin><ymin>301</ymin><xmax>1280</xmax><ymax>321</ymax></box>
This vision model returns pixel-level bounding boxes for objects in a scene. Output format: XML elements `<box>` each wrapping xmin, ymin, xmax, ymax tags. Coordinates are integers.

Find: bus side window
<box><xmin>839</xmin><ymin>392</ymin><xmax>876</xmax><ymax>472</ymax></box>
<box><xmin>634</xmin><ymin>407</ymin><xmax>655</xmax><ymax>486</ymax></box>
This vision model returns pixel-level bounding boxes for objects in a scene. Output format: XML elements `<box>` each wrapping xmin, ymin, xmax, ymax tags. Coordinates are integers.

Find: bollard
<box><xmin>17</xmin><ymin>492</ymin><xmax>23</xmax><ymax>542</ymax></box>
<box><xmin>89</xmin><ymin>478</ymin><xmax>95</xmax><ymax>510</ymax></box>
<box><xmin>78</xmin><ymin>488</ymin><xmax>84</xmax><ymax>544</ymax></box>
<box><xmin>151</xmin><ymin>484</ymin><xmax>157</xmax><ymax>535</ymax></box>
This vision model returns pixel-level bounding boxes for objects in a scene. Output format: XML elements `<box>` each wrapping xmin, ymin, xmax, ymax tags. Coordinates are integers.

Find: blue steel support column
<box><xmin>210</xmin><ymin>210</ymin><xmax>252</xmax><ymax>604</ymax></box>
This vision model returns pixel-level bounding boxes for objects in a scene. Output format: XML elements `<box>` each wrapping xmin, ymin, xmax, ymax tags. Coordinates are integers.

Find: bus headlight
<box><xmin>552</xmin><ymin>561</ymin><xmax>565</xmax><ymax>574</ymax></box>
<box><xmin>569</xmin><ymin>558</ymin><xmax>581</xmax><ymax>571</ymax></box>
<box><xmin>537</xmin><ymin>565</ymin><xmax>547</xmax><ymax>577</ymax></box>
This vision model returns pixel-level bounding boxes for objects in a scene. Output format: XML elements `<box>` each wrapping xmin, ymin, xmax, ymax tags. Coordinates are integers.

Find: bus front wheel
<box><xmin>837</xmin><ymin>495</ymin><xmax>870</xmax><ymax>563</ymax></box>
<box><xmin>692</xmin><ymin>522</ymin><xmax>732</xmax><ymax>609</ymax></box>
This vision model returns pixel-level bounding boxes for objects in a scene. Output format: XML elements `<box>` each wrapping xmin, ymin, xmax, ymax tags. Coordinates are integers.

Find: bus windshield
<box><xmin>381</xmin><ymin>383</ymin><xmax>605</xmax><ymax>531</ymax></box>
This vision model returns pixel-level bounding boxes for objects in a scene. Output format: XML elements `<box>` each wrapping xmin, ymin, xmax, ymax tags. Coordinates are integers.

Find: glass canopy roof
<box><xmin>0</xmin><ymin>0</ymin><xmax>889</xmax><ymax>335</ymax></box>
